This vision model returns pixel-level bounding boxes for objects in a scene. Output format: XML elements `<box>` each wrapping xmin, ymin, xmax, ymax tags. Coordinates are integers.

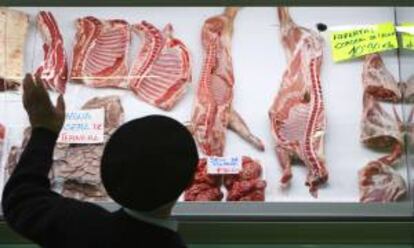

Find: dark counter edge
<box><xmin>2</xmin><ymin>0</ymin><xmax>414</xmax><ymax>6</ymax></box>
<box><xmin>1</xmin><ymin>202</ymin><xmax>414</xmax><ymax>244</ymax></box>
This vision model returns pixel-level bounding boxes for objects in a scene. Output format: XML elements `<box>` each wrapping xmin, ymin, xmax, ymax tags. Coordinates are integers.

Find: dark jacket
<box><xmin>2</xmin><ymin>128</ymin><xmax>186</xmax><ymax>248</ymax></box>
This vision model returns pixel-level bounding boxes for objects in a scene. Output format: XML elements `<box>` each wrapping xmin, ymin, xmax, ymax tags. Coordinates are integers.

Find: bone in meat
<box><xmin>0</xmin><ymin>8</ymin><xmax>29</xmax><ymax>91</ymax></box>
<box><xmin>129</xmin><ymin>21</ymin><xmax>191</xmax><ymax>110</ymax></box>
<box><xmin>360</xmin><ymin>93</ymin><xmax>403</xmax><ymax>162</ymax></box>
<box><xmin>35</xmin><ymin>11</ymin><xmax>68</xmax><ymax>94</ymax></box>
<box><xmin>358</xmin><ymin>160</ymin><xmax>406</xmax><ymax>203</ymax></box>
<box><xmin>189</xmin><ymin>7</ymin><xmax>264</xmax><ymax>156</ymax></box>
<box><xmin>71</xmin><ymin>17</ymin><xmax>130</xmax><ymax>88</ymax></box>
<box><xmin>269</xmin><ymin>7</ymin><xmax>327</xmax><ymax>197</ymax></box>
<box><xmin>362</xmin><ymin>53</ymin><xmax>401</xmax><ymax>102</ymax></box>
<box><xmin>359</xmin><ymin>85</ymin><xmax>406</xmax><ymax>202</ymax></box>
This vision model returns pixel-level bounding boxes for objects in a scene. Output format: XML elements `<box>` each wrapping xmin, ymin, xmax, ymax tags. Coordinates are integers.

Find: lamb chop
<box><xmin>362</xmin><ymin>53</ymin><xmax>401</xmax><ymax>102</ymax></box>
<box><xmin>188</xmin><ymin>7</ymin><xmax>264</xmax><ymax>157</ymax></box>
<box><xmin>269</xmin><ymin>7</ymin><xmax>327</xmax><ymax>197</ymax></box>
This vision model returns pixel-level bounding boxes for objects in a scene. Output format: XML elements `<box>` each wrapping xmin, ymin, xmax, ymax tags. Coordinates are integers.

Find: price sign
<box><xmin>57</xmin><ymin>109</ymin><xmax>105</xmax><ymax>144</ymax></box>
<box><xmin>207</xmin><ymin>156</ymin><xmax>242</xmax><ymax>175</ymax></box>
<box><xmin>330</xmin><ymin>22</ymin><xmax>398</xmax><ymax>62</ymax></box>
<box><xmin>401</xmin><ymin>23</ymin><xmax>414</xmax><ymax>50</ymax></box>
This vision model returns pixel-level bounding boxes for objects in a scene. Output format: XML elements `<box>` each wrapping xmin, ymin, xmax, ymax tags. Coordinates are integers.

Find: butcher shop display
<box><xmin>185</xmin><ymin>156</ymin><xmax>266</xmax><ymax>202</ymax></box>
<box><xmin>269</xmin><ymin>7</ymin><xmax>327</xmax><ymax>197</ymax></box>
<box><xmin>188</xmin><ymin>7</ymin><xmax>264</xmax><ymax>157</ymax></box>
<box><xmin>35</xmin><ymin>11</ymin><xmax>68</xmax><ymax>94</ymax></box>
<box><xmin>129</xmin><ymin>21</ymin><xmax>191</xmax><ymax>110</ymax></box>
<box><xmin>71</xmin><ymin>17</ymin><xmax>130</xmax><ymax>88</ymax></box>
<box><xmin>1</xmin><ymin>6</ymin><xmax>414</xmax><ymax>207</ymax></box>
<box><xmin>0</xmin><ymin>8</ymin><xmax>29</xmax><ymax>91</ymax></box>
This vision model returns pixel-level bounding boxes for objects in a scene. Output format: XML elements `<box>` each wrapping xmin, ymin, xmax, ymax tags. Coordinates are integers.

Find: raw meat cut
<box><xmin>129</xmin><ymin>21</ymin><xmax>191</xmax><ymax>110</ymax></box>
<box><xmin>359</xmin><ymin>86</ymin><xmax>406</xmax><ymax>203</ymax></box>
<box><xmin>360</xmin><ymin>93</ymin><xmax>403</xmax><ymax>164</ymax></box>
<box><xmin>0</xmin><ymin>8</ymin><xmax>29</xmax><ymax>91</ymax></box>
<box><xmin>362</xmin><ymin>53</ymin><xmax>401</xmax><ymax>102</ymax></box>
<box><xmin>35</xmin><ymin>11</ymin><xmax>68</xmax><ymax>94</ymax></box>
<box><xmin>184</xmin><ymin>158</ymin><xmax>223</xmax><ymax>201</ymax></box>
<box><xmin>224</xmin><ymin>156</ymin><xmax>266</xmax><ymax>201</ymax></box>
<box><xmin>71</xmin><ymin>16</ymin><xmax>130</xmax><ymax>88</ymax></box>
<box><xmin>358</xmin><ymin>160</ymin><xmax>406</xmax><ymax>203</ymax></box>
<box><xmin>269</xmin><ymin>7</ymin><xmax>327</xmax><ymax>196</ymax></box>
<box><xmin>189</xmin><ymin>7</ymin><xmax>264</xmax><ymax>156</ymax></box>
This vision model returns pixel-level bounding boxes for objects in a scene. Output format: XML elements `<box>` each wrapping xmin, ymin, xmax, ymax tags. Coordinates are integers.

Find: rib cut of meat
<box><xmin>129</xmin><ymin>21</ymin><xmax>191</xmax><ymax>110</ymax></box>
<box><xmin>184</xmin><ymin>158</ymin><xmax>223</xmax><ymax>201</ymax></box>
<box><xmin>189</xmin><ymin>7</ymin><xmax>264</xmax><ymax>156</ymax></box>
<box><xmin>71</xmin><ymin>17</ymin><xmax>130</xmax><ymax>88</ymax></box>
<box><xmin>224</xmin><ymin>156</ymin><xmax>266</xmax><ymax>201</ymax></box>
<box><xmin>269</xmin><ymin>7</ymin><xmax>327</xmax><ymax>196</ymax></box>
<box><xmin>362</xmin><ymin>53</ymin><xmax>401</xmax><ymax>102</ymax></box>
<box><xmin>35</xmin><ymin>11</ymin><xmax>68</xmax><ymax>94</ymax></box>
<box><xmin>0</xmin><ymin>8</ymin><xmax>29</xmax><ymax>91</ymax></box>
<box><xmin>358</xmin><ymin>160</ymin><xmax>406</xmax><ymax>203</ymax></box>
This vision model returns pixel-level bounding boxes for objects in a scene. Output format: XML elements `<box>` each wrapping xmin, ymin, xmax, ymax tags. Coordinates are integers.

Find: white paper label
<box><xmin>207</xmin><ymin>156</ymin><xmax>242</xmax><ymax>175</ymax></box>
<box><xmin>57</xmin><ymin>109</ymin><xmax>105</xmax><ymax>144</ymax></box>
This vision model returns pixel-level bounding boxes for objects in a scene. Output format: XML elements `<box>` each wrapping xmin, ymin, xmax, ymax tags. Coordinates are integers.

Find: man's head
<box><xmin>101</xmin><ymin>115</ymin><xmax>198</xmax><ymax>212</ymax></box>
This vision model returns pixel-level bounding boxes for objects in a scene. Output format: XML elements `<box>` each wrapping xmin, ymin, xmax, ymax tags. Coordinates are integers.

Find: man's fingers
<box><xmin>56</xmin><ymin>94</ymin><xmax>66</xmax><ymax>115</ymax></box>
<box><xmin>22</xmin><ymin>74</ymin><xmax>35</xmax><ymax>109</ymax></box>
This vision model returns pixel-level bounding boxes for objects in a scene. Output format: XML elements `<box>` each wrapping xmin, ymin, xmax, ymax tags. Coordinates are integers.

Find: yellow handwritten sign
<box><xmin>330</xmin><ymin>22</ymin><xmax>398</xmax><ymax>62</ymax></box>
<box><xmin>401</xmin><ymin>23</ymin><xmax>414</xmax><ymax>50</ymax></box>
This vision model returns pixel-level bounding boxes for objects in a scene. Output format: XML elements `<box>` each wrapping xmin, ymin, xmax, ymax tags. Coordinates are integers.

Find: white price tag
<box><xmin>207</xmin><ymin>156</ymin><xmax>242</xmax><ymax>175</ymax></box>
<box><xmin>57</xmin><ymin>109</ymin><xmax>105</xmax><ymax>144</ymax></box>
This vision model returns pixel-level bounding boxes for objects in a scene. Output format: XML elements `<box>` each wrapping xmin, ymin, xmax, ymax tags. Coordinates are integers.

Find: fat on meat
<box><xmin>35</xmin><ymin>11</ymin><xmax>68</xmax><ymax>94</ymax></box>
<box><xmin>362</xmin><ymin>53</ymin><xmax>401</xmax><ymax>102</ymax></box>
<box><xmin>269</xmin><ymin>7</ymin><xmax>327</xmax><ymax>197</ymax></box>
<box><xmin>0</xmin><ymin>8</ymin><xmax>29</xmax><ymax>91</ymax></box>
<box><xmin>71</xmin><ymin>17</ymin><xmax>130</xmax><ymax>88</ymax></box>
<box><xmin>129</xmin><ymin>21</ymin><xmax>191</xmax><ymax>110</ymax></box>
<box><xmin>189</xmin><ymin>7</ymin><xmax>264</xmax><ymax>157</ymax></box>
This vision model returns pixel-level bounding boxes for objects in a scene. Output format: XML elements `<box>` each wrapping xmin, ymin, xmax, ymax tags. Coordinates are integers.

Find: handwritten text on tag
<box><xmin>207</xmin><ymin>156</ymin><xmax>242</xmax><ymax>175</ymax></box>
<box><xmin>57</xmin><ymin>109</ymin><xmax>105</xmax><ymax>144</ymax></box>
<box><xmin>330</xmin><ymin>22</ymin><xmax>398</xmax><ymax>62</ymax></box>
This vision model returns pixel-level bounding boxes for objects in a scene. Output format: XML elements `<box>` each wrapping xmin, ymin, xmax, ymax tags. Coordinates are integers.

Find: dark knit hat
<box><xmin>101</xmin><ymin>115</ymin><xmax>198</xmax><ymax>211</ymax></box>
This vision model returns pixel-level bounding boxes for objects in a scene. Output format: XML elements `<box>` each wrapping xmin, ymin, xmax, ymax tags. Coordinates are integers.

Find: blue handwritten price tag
<box><xmin>57</xmin><ymin>109</ymin><xmax>105</xmax><ymax>144</ymax></box>
<box><xmin>207</xmin><ymin>156</ymin><xmax>242</xmax><ymax>175</ymax></box>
